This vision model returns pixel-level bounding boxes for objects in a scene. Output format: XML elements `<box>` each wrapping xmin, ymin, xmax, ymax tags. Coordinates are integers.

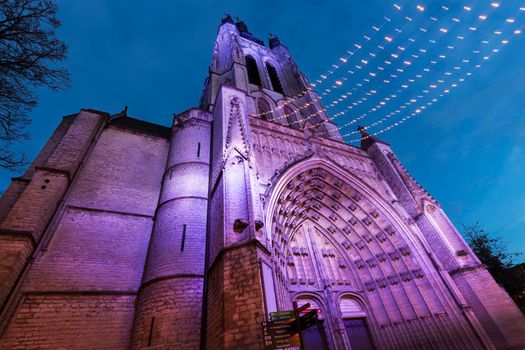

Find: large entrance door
<box><xmin>302</xmin><ymin>321</ymin><xmax>328</xmax><ymax>350</ymax></box>
<box><xmin>343</xmin><ymin>318</ymin><xmax>375</xmax><ymax>350</ymax></box>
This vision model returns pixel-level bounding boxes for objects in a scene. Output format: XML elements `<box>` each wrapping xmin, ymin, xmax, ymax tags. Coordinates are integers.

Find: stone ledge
<box><xmin>139</xmin><ymin>274</ymin><xmax>205</xmax><ymax>293</ymax></box>
<box><xmin>207</xmin><ymin>238</ymin><xmax>271</xmax><ymax>273</ymax></box>
<box><xmin>23</xmin><ymin>290</ymin><xmax>138</xmax><ymax>296</ymax></box>
<box><xmin>449</xmin><ymin>264</ymin><xmax>484</xmax><ymax>276</ymax></box>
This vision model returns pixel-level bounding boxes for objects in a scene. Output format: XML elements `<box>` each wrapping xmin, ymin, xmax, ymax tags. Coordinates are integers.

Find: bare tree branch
<box><xmin>0</xmin><ymin>0</ymin><xmax>70</xmax><ymax>170</ymax></box>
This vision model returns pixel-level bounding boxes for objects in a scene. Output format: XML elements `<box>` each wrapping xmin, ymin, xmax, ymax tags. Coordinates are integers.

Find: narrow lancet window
<box><xmin>181</xmin><ymin>224</ymin><xmax>187</xmax><ymax>252</ymax></box>
<box><xmin>246</xmin><ymin>55</ymin><xmax>262</xmax><ymax>86</ymax></box>
<box><xmin>266</xmin><ymin>63</ymin><xmax>284</xmax><ymax>94</ymax></box>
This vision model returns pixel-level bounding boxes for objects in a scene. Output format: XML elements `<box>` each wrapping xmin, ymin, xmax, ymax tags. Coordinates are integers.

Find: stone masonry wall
<box><xmin>452</xmin><ymin>267</ymin><xmax>525</xmax><ymax>349</ymax></box>
<box><xmin>131</xmin><ymin>277</ymin><xmax>204</xmax><ymax>349</ymax></box>
<box><xmin>0</xmin><ymin>122</ymin><xmax>169</xmax><ymax>348</ymax></box>
<box><xmin>206</xmin><ymin>241</ymin><xmax>267</xmax><ymax>350</ymax></box>
<box><xmin>0</xmin><ymin>294</ymin><xmax>135</xmax><ymax>350</ymax></box>
<box><xmin>0</xmin><ymin>236</ymin><xmax>33</xmax><ymax>315</ymax></box>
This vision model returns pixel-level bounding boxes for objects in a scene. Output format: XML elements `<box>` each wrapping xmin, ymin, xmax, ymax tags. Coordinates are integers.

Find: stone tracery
<box><xmin>265</xmin><ymin>160</ymin><xmax>483</xmax><ymax>349</ymax></box>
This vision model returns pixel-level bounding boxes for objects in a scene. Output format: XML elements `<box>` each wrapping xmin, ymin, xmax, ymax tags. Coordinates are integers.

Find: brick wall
<box><xmin>143</xmin><ymin>198</ymin><xmax>207</xmax><ymax>281</ymax></box>
<box><xmin>0</xmin><ymin>111</ymin><xmax>105</xmax><ymax>312</ymax></box>
<box><xmin>20</xmin><ymin>125</ymin><xmax>168</xmax><ymax>293</ymax></box>
<box><xmin>66</xmin><ymin>126</ymin><xmax>169</xmax><ymax>216</ymax></box>
<box><xmin>24</xmin><ymin>208</ymin><xmax>153</xmax><ymax>292</ymax></box>
<box><xmin>206</xmin><ymin>241</ymin><xmax>267</xmax><ymax>350</ymax></box>
<box><xmin>131</xmin><ymin>277</ymin><xmax>204</xmax><ymax>349</ymax></box>
<box><xmin>0</xmin><ymin>236</ymin><xmax>33</xmax><ymax>312</ymax></box>
<box><xmin>206</xmin><ymin>254</ymin><xmax>225</xmax><ymax>350</ymax></box>
<box><xmin>0</xmin><ymin>119</ymin><xmax>168</xmax><ymax>347</ymax></box>
<box><xmin>0</xmin><ymin>180</ymin><xmax>29</xmax><ymax>224</ymax></box>
<box><xmin>44</xmin><ymin>111</ymin><xmax>105</xmax><ymax>176</ymax></box>
<box><xmin>0</xmin><ymin>294</ymin><xmax>135</xmax><ymax>349</ymax></box>
<box><xmin>131</xmin><ymin>110</ymin><xmax>211</xmax><ymax>349</ymax></box>
<box><xmin>20</xmin><ymin>115</ymin><xmax>75</xmax><ymax>180</ymax></box>
<box><xmin>1</xmin><ymin>170</ymin><xmax>69</xmax><ymax>241</ymax></box>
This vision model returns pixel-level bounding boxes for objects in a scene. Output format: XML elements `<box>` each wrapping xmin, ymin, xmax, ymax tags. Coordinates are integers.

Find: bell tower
<box><xmin>200</xmin><ymin>15</ymin><xmax>343</xmax><ymax>140</ymax></box>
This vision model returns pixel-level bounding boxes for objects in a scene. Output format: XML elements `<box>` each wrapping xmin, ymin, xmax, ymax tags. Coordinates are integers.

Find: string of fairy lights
<box><xmin>314</xmin><ymin>14</ymin><xmax>520</xmax><ymax>135</ymax></box>
<box><xmin>321</xmin><ymin>10</ymin><xmax>491</xmax><ymax>106</ymax></box>
<box><xmin>256</xmin><ymin>1</ymin><xmax>504</xmax><ymax>120</ymax></box>
<box><xmin>315</xmin><ymin>3</ymin><xmax>441</xmax><ymax>96</ymax></box>
<box><xmin>340</xmin><ymin>40</ymin><xmax>504</xmax><ymax>139</ymax></box>
<box><xmin>274</xmin><ymin>3</ymin><xmax>490</xmax><ymax>128</ymax></box>
<box><xmin>265</xmin><ymin>1</ymin><xmax>496</xmax><ymax>125</ymax></box>
<box><xmin>274</xmin><ymin>8</ymin><xmax>452</xmax><ymax>122</ymax></box>
<box><xmin>318</xmin><ymin>4</ymin><xmax>505</xmax><ymax>99</ymax></box>
<box><xmin>252</xmin><ymin>2</ymin><xmax>523</xmax><ymax>144</ymax></box>
<box><xmin>350</xmin><ymin>42</ymin><xmax>506</xmax><ymax>143</ymax></box>
<box><xmin>254</xmin><ymin>1</ymin><xmax>426</xmax><ymax>118</ymax></box>
<box><xmin>348</xmin><ymin>28</ymin><xmax>523</xmax><ymax>141</ymax></box>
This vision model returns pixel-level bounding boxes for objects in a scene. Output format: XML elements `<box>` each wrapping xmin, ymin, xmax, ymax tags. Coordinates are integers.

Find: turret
<box><xmin>131</xmin><ymin>109</ymin><xmax>212</xmax><ymax>349</ymax></box>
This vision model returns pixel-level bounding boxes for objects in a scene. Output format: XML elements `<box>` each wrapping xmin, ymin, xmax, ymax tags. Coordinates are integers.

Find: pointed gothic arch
<box><xmin>339</xmin><ymin>294</ymin><xmax>376</xmax><ymax>350</ymax></box>
<box><xmin>265</xmin><ymin>62</ymin><xmax>284</xmax><ymax>94</ymax></box>
<box><xmin>264</xmin><ymin>156</ymin><xmax>484</xmax><ymax>349</ymax></box>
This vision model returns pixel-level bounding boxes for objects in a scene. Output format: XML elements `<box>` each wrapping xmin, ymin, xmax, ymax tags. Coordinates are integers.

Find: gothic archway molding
<box><xmin>265</xmin><ymin>157</ymin><xmax>419</xmax><ymax>246</ymax></box>
<box><xmin>264</xmin><ymin>157</ymin><xmax>485</xmax><ymax>349</ymax></box>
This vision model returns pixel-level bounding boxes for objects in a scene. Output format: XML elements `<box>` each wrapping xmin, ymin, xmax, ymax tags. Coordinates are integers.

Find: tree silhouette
<box><xmin>0</xmin><ymin>0</ymin><xmax>70</xmax><ymax>169</ymax></box>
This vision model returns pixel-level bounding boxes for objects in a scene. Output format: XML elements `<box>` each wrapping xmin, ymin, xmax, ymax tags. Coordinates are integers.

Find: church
<box><xmin>0</xmin><ymin>16</ymin><xmax>524</xmax><ymax>350</ymax></box>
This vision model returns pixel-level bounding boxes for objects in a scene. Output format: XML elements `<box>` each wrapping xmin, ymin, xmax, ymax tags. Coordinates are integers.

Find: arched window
<box><xmin>266</xmin><ymin>63</ymin><xmax>284</xmax><ymax>94</ymax></box>
<box><xmin>283</xmin><ymin>105</ymin><xmax>300</xmax><ymax>128</ymax></box>
<box><xmin>257</xmin><ymin>98</ymin><xmax>273</xmax><ymax>121</ymax></box>
<box><xmin>245</xmin><ymin>55</ymin><xmax>262</xmax><ymax>86</ymax></box>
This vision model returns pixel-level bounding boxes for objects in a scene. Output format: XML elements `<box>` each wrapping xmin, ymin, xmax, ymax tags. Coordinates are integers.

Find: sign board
<box><xmin>262</xmin><ymin>304</ymin><xmax>318</xmax><ymax>349</ymax></box>
<box><xmin>270</xmin><ymin>303</ymin><xmax>309</xmax><ymax>320</ymax></box>
<box><xmin>269</xmin><ymin>310</ymin><xmax>294</xmax><ymax>319</ymax></box>
<box><xmin>262</xmin><ymin>317</ymin><xmax>300</xmax><ymax>349</ymax></box>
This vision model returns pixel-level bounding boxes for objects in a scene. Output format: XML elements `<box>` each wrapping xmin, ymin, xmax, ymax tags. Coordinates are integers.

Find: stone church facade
<box><xmin>0</xmin><ymin>16</ymin><xmax>524</xmax><ymax>350</ymax></box>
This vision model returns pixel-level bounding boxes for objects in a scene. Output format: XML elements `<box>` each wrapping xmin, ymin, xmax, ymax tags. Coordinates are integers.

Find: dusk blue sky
<box><xmin>2</xmin><ymin>0</ymin><xmax>524</xmax><ymax>260</ymax></box>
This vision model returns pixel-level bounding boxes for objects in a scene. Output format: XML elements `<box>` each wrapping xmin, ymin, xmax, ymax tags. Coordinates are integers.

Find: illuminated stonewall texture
<box><xmin>0</xmin><ymin>16</ymin><xmax>524</xmax><ymax>350</ymax></box>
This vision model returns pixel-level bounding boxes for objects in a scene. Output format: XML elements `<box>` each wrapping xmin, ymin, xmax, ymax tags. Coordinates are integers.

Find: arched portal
<box><xmin>294</xmin><ymin>295</ymin><xmax>330</xmax><ymax>350</ymax></box>
<box><xmin>264</xmin><ymin>158</ymin><xmax>484</xmax><ymax>349</ymax></box>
